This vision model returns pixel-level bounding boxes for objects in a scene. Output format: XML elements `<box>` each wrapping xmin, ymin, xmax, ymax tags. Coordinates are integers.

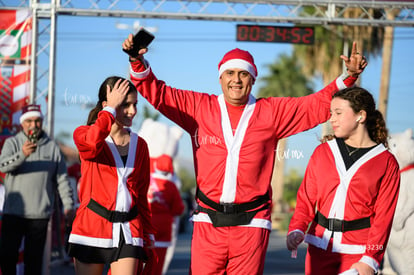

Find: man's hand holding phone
<box><xmin>22</xmin><ymin>140</ymin><xmax>37</xmax><ymax>157</ymax></box>
<box><xmin>122</xmin><ymin>28</ymin><xmax>154</xmax><ymax>59</ymax></box>
<box><xmin>22</xmin><ymin>129</ymin><xmax>39</xmax><ymax>156</ymax></box>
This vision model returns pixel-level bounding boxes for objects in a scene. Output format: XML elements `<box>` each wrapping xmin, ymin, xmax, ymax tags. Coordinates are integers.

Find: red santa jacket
<box><xmin>69</xmin><ymin>109</ymin><xmax>154</xmax><ymax>248</ymax></box>
<box><xmin>129</xmin><ymin>60</ymin><xmax>356</xmax><ymax>230</ymax></box>
<box><xmin>289</xmin><ymin>139</ymin><xmax>400</xmax><ymax>270</ymax></box>
<box><xmin>148</xmin><ymin>172</ymin><xmax>184</xmax><ymax>247</ymax></box>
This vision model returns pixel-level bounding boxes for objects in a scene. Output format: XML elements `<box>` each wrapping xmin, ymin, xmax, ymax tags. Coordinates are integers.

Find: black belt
<box><xmin>314</xmin><ymin>212</ymin><xmax>371</xmax><ymax>232</ymax></box>
<box><xmin>196</xmin><ymin>188</ymin><xmax>270</xmax><ymax>214</ymax></box>
<box><xmin>195</xmin><ymin>188</ymin><xmax>270</xmax><ymax>227</ymax></box>
<box><xmin>87</xmin><ymin>198</ymin><xmax>138</xmax><ymax>223</ymax></box>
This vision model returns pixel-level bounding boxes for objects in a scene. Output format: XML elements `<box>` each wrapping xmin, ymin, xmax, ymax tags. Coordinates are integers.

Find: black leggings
<box><xmin>0</xmin><ymin>215</ymin><xmax>49</xmax><ymax>275</ymax></box>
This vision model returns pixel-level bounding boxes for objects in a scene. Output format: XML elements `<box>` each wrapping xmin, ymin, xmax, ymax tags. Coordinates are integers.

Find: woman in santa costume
<box><xmin>122</xmin><ymin>35</ymin><xmax>366</xmax><ymax>275</ymax></box>
<box><xmin>67</xmin><ymin>76</ymin><xmax>154</xmax><ymax>275</ymax></box>
<box><xmin>287</xmin><ymin>87</ymin><xmax>400</xmax><ymax>275</ymax></box>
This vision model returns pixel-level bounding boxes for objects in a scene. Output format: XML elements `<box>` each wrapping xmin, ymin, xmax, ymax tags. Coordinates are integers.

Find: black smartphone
<box><xmin>28</xmin><ymin>129</ymin><xmax>38</xmax><ymax>143</ymax></box>
<box><xmin>123</xmin><ymin>28</ymin><xmax>155</xmax><ymax>57</ymax></box>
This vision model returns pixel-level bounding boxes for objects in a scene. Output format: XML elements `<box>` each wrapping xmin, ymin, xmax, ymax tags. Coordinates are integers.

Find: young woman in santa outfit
<box><xmin>67</xmin><ymin>76</ymin><xmax>154</xmax><ymax>275</ymax></box>
<box><xmin>287</xmin><ymin>86</ymin><xmax>400</xmax><ymax>275</ymax></box>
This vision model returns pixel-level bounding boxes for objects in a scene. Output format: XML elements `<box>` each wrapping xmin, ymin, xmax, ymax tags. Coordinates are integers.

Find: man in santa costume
<box><xmin>122</xmin><ymin>36</ymin><xmax>367</xmax><ymax>274</ymax></box>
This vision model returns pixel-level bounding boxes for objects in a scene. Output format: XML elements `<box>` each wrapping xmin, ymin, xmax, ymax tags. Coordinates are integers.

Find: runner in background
<box><xmin>142</xmin><ymin>154</ymin><xmax>184</xmax><ymax>275</ymax></box>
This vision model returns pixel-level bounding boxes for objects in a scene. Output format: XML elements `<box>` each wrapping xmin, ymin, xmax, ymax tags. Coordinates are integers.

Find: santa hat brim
<box><xmin>218</xmin><ymin>59</ymin><xmax>257</xmax><ymax>80</ymax></box>
<box><xmin>20</xmin><ymin>111</ymin><xmax>43</xmax><ymax>124</ymax></box>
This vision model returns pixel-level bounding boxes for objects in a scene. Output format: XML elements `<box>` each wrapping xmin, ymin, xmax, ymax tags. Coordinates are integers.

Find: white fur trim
<box><xmin>105</xmin><ymin>132</ymin><xmax>139</xmax><ymax>245</ymax></box>
<box><xmin>155</xmin><ymin>241</ymin><xmax>172</xmax><ymax>248</ymax></box>
<box><xmin>152</xmin><ymin>171</ymin><xmax>174</xmax><ymax>182</ymax></box>
<box><xmin>130</xmin><ymin>59</ymin><xmax>151</xmax><ymax>79</ymax></box>
<box><xmin>68</xmin><ymin>233</ymin><xmax>143</xmax><ymax>248</ymax></box>
<box><xmin>336</xmin><ymin>74</ymin><xmax>349</xmax><ymax>89</ymax></box>
<box><xmin>359</xmin><ymin>255</ymin><xmax>379</xmax><ymax>273</ymax></box>
<box><xmin>19</xmin><ymin>111</ymin><xmax>42</xmax><ymax>124</ymax></box>
<box><xmin>219</xmin><ymin>59</ymin><xmax>257</xmax><ymax>79</ymax></box>
<box><xmin>218</xmin><ymin>94</ymin><xmax>256</xmax><ymax>203</ymax></box>
<box><xmin>103</xmin><ymin>106</ymin><xmax>116</xmax><ymax>118</ymax></box>
<box><xmin>288</xmin><ymin>229</ymin><xmax>305</xmax><ymax>236</ymax></box>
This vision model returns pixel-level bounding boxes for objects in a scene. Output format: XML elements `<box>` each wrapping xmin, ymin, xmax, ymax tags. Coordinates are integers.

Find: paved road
<box><xmin>50</xmin><ymin>229</ymin><xmax>307</xmax><ymax>275</ymax></box>
<box><xmin>164</xmin><ymin>229</ymin><xmax>306</xmax><ymax>275</ymax></box>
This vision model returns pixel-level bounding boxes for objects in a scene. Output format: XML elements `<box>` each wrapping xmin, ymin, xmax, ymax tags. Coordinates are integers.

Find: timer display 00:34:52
<box><xmin>236</xmin><ymin>25</ymin><xmax>315</xmax><ymax>45</ymax></box>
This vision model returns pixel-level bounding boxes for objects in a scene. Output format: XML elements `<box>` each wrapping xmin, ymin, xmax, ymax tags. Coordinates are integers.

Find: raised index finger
<box><xmin>351</xmin><ymin>41</ymin><xmax>359</xmax><ymax>55</ymax></box>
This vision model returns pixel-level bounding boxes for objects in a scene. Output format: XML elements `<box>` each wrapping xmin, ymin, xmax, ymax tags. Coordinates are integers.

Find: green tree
<box><xmin>258</xmin><ymin>53</ymin><xmax>314</xmax><ymax>98</ymax></box>
<box><xmin>282</xmin><ymin>169</ymin><xmax>303</xmax><ymax>209</ymax></box>
<box><xmin>278</xmin><ymin>168</ymin><xmax>304</xmax><ymax>232</ymax></box>
<box><xmin>142</xmin><ymin>105</ymin><xmax>160</xmax><ymax>121</ymax></box>
<box><xmin>293</xmin><ymin>7</ymin><xmax>385</xmax><ymax>135</ymax></box>
<box><xmin>294</xmin><ymin>7</ymin><xmax>384</xmax><ymax>85</ymax></box>
<box><xmin>177</xmin><ymin>166</ymin><xmax>196</xmax><ymax>193</ymax></box>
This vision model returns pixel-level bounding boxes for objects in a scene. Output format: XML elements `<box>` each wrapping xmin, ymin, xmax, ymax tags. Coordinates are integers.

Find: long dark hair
<box><xmin>86</xmin><ymin>76</ymin><xmax>137</xmax><ymax>125</ymax></box>
<box><xmin>332</xmin><ymin>86</ymin><xmax>389</xmax><ymax>147</ymax></box>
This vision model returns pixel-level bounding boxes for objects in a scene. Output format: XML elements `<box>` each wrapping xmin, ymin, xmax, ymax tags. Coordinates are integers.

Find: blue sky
<box><xmin>52</xmin><ymin>15</ymin><xmax>414</xmax><ymax>173</ymax></box>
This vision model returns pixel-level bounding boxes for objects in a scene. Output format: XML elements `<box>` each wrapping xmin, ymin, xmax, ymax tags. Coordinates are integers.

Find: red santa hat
<box><xmin>154</xmin><ymin>154</ymin><xmax>174</xmax><ymax>174</ymax></box>
<box><xmin>218</xmin><ymin>48</ymin><xmax>257</xmax><ymax>80</ymax></box>
<box><xmin>19</xmin><ymin>104</ymin><xmax>43</xmax><ymax>124</ymax></box>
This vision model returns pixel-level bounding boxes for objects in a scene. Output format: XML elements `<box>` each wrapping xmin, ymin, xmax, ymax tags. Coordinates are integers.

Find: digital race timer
<box><xmin>236</xmin><ymin>24</ymin><xmax>315</xmax><ymax>45</ymax></box>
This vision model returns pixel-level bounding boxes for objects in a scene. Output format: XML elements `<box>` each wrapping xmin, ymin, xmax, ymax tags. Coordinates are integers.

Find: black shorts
<box><xmin>67</xmin><ymin>230</ymin><xmax>147</xmax><ymax>264</ymax></box>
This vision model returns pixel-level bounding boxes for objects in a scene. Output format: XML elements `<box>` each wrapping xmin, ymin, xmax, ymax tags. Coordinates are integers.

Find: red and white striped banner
<box><xmin>0</xmin><ymin>10</ymin><xmax>33</xmax><ymax>274</ymax></box>
<box><xmin>0</xmin><ymin>9</ymin><xmax>32</xmax><ymax>59</ymax></box>
<box><xmin>0</xmin><ymin>65</ymin><xmax>31</xmax><ymax>141</ymax></box>
<box><xmin>0</xmin><ymin>9</ymin><xmax>32</xmax><ymax>144</ymax></box>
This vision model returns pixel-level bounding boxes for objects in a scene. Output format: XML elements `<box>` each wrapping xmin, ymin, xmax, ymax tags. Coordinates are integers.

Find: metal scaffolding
<box><xmin>2</xmin><ymin>1</ymin><xmax>414</xmax><ymax>26</ymax></box>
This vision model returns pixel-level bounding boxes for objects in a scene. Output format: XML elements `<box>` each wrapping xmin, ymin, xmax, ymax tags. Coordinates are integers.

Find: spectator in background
<box><xmin>142</xmin><ymin>154</ymin><xmax>185</xmax><ymax>275</ymax></box>
<box><xmin>0</xmin><ymin>104</ymin><xmax>75</xmax><ymax>275</ymax></box>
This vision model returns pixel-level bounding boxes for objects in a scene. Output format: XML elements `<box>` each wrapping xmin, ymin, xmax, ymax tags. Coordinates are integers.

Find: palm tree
<box><xmin>295</xmin><ymin>7</ymin><xmax>384</xmax><ymax>84</ymax></box>
<box><xmin>142</xmin><ymin>105</ymin><xmax>160</xmax><ymax>121</ymax></box>
<box><xmin>378</xmin><ymin>9</ymin><xmax>399</xmax><ymax>119</ymax></box>
<box><xmin>294</xmin><ymin>6</ymin><xmax>385</xmax><ymax>135</ymax></box>
<box><xmin>257</xmin><ymin>52</ymin><xmax>313</xmax><ymax>229</ymax></box>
